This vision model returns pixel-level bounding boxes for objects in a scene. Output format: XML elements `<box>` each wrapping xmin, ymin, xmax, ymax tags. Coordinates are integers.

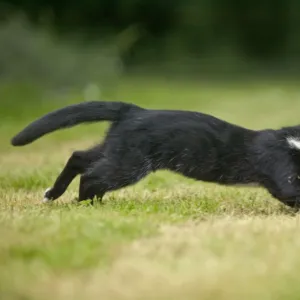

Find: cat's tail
<box><xmin>11</xmin><ymin>101</ymin><xmax>141</xmax><ymax>146</ymax></box>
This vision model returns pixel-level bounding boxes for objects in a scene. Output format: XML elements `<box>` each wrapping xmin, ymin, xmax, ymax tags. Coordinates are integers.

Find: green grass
<box><xmin>1</xmin><ymin>77</ymin><xmax>300</xmax><ymax>300</ymax></box>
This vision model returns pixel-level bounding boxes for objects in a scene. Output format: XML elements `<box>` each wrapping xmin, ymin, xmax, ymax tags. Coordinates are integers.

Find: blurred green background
<box><xmin>0</xmin><ymin>0</ymin><xmax>300</xmax><ymax>131</ymax></box>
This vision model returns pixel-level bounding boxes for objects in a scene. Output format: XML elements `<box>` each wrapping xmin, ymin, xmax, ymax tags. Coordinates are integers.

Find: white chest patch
<box><xmin>287</xmin><ymin>137</ymin><xmax>300</xmax><ymax>150</ymax></box>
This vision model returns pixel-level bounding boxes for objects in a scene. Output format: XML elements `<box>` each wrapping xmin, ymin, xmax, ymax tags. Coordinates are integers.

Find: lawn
<box><xmin>1</xmin><ymin>77</ymin><xmax>300</xmax><ymax>300</ymax></box>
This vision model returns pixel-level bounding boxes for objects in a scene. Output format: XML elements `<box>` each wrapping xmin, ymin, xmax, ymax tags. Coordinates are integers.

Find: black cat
<box><xmin>11</xmin><ymin>101</ymin><xmax>300</xmax><ymax>208</ymax></box>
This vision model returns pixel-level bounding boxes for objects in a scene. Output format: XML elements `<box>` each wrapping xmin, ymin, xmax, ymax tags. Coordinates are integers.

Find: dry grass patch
<box><xmin>3</xmin><ymin>216</ymin><xmax>300</xmax><ymax>300</ymax></box>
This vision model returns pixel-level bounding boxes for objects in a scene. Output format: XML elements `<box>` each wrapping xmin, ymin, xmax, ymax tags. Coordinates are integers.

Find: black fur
<box><xmin>11</xmin><ymin>101</ymin><xmax>300</xmax><ymax>208</ymax></box>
